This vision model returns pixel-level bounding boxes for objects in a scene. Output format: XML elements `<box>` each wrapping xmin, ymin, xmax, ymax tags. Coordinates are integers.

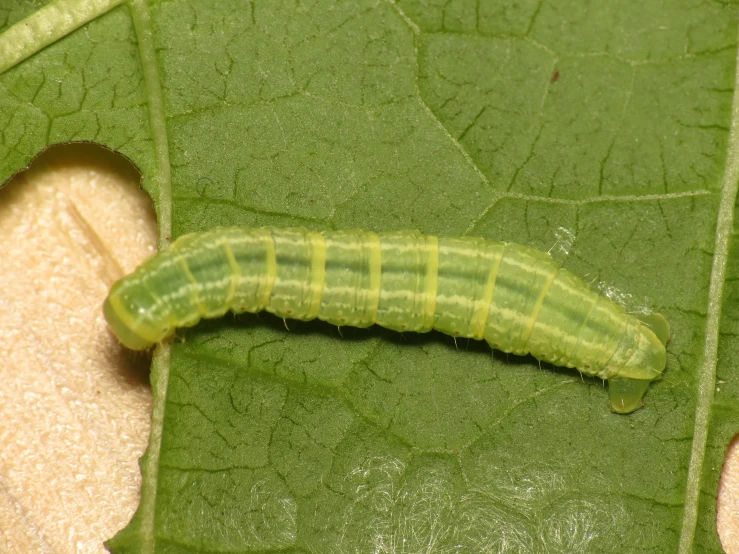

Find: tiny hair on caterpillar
<box><xmin>103</xmin><ymin>226</ymin><xmax>670</xmax><ymax>414</ymax></box>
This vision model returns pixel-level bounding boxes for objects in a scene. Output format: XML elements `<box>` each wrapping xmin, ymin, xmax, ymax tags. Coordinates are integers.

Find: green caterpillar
<box><xmin>103</xmin><ymin>226</ymin><xmax>669</xmax><ymax>413</ymax></box>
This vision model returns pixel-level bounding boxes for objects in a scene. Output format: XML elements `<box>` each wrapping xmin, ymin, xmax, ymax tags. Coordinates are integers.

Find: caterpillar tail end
<box><xmin>607</xmin><ymin>313</ymin><xmax>669</xmax><ymax>413</ymax></box>
<box><xmin>103</xmin><ymin>297</ymin><xmax>155</xmax><ymax>351</ymax></box>
<box><xmin>608</xmin><ymin>377</ymin><xmax>651</xmax><ymax>414</ymax></box>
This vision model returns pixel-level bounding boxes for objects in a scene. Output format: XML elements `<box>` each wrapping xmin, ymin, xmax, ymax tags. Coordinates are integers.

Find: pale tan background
<box><xmin>0</xmin><ymin>142</ymin><xmax>737</xmax><ymax>553</ymax></box>
<box><xmin>0</xmin><ymin>144</ymin><xmax>154</xmax><ymax>553</ymax></box>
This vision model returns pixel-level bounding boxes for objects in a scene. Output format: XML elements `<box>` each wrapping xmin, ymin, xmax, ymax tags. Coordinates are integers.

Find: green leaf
<box><xmin>2</xmin><ymin>0</ymin><xmax>739</xmax><ymax>552</ymax></box>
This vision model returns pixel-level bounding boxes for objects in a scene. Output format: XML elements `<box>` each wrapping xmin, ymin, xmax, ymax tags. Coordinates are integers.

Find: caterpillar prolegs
<box><xmin>103</xmin><ymin>226</ymin><xmax>669</xmax><ymax>413</ymax></box>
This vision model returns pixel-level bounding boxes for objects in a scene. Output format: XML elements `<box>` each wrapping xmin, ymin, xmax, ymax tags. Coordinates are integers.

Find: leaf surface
<box><xmin>2</xmin><ymin>0</ymin><xmax>739</xmax><ymax>552</ymax></box>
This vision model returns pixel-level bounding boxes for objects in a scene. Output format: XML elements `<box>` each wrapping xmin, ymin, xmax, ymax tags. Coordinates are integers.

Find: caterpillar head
<box><xmin>103</xmin><ymin>280</ymin><xmax>164</xmax><ymax>350</ymax></box>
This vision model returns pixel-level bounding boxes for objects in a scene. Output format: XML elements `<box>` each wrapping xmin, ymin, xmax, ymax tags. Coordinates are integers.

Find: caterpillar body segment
<box><xmin>103</xmin><ymin>226</ymin><xmax>669</xmax><ymax>413</ymax></box>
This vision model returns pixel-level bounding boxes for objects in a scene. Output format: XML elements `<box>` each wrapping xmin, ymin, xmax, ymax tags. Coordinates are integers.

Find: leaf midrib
<box><xmin>126</xmin><ymin>0</ymin><xmax>172</xmax><ymax>552</ymax></box>
<box><xmin>678</xmin><ymin>21</ymin><xmax>739</xmax><ymax>554</ymax></box>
